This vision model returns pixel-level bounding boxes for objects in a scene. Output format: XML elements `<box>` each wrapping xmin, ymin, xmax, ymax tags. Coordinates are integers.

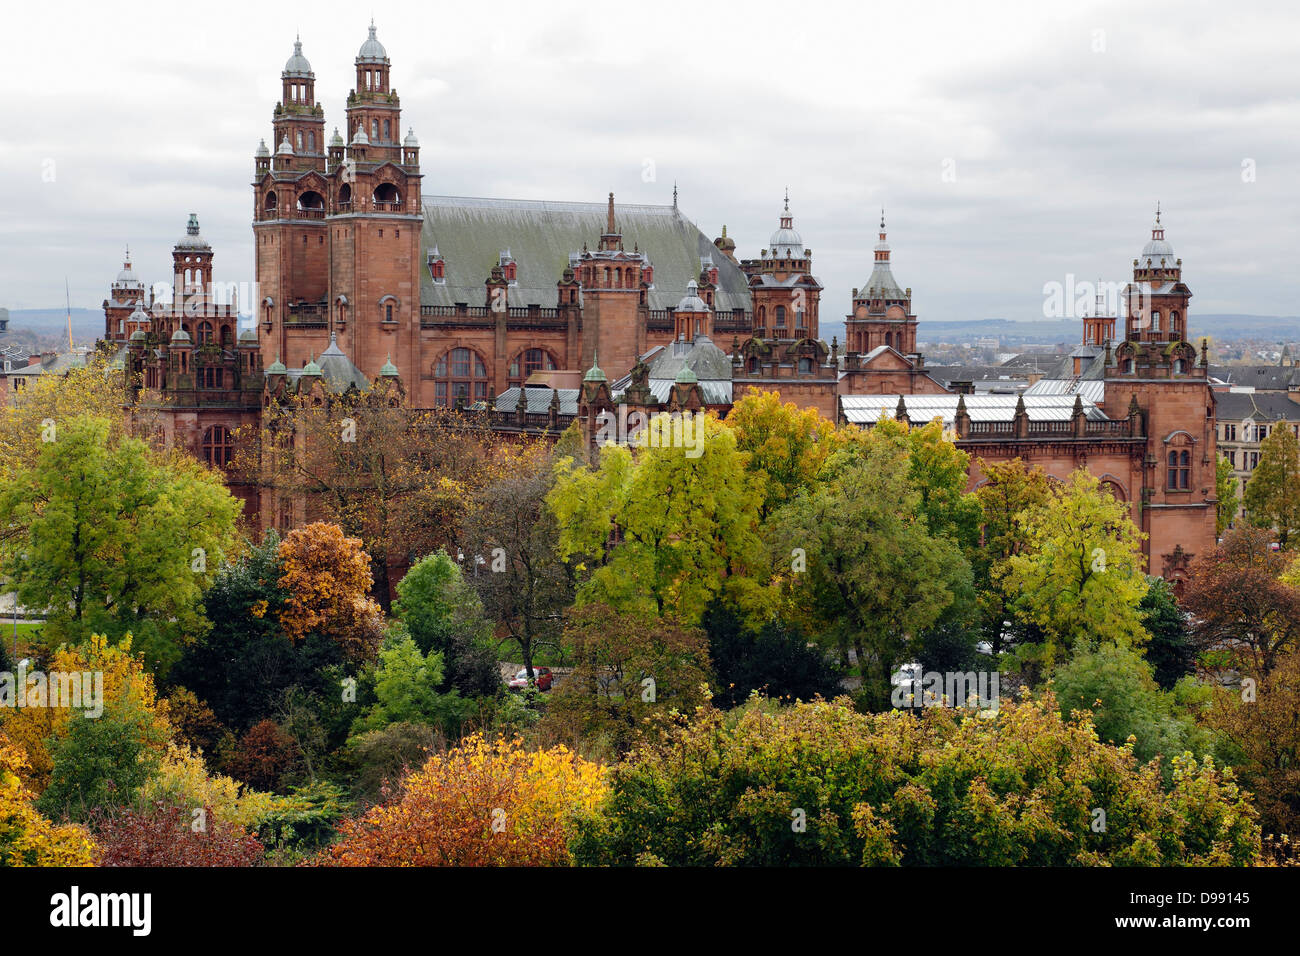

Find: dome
<box><xmin>675</xmin><ymin>364</ymin><xmax>699</xmax><ymax>385</ymax></box>
<box><xmin>238</xmin><ymin>328</ymin><xmax>258</xmax><ymax>343</ymax></box>
<box><xmin>715</xmin><ymin>224</ymin><xmax>736</xmax><ymax>252</ymax></box>
<box><xmin>583</xmin><ymin>353</ymin><xmax>607</xmax><ymax>383</ymax></box>
<box><xmin>768</xmin><ymin>191</ymin><xmax>803</xmax><ymax>255</ymax></box>
<box><xmin>129</xmin><ymin>329</ymin><xmax>147</xmax><ymax>342</ymax></box>
<box><xmin>175</xmin><ymin>213</ymin><xmax>212</xmax><ymax>250</ymax></box>
<box><xmin>301</xmin><ymin>355</ymin><xmax>322</xmax><ymax>376</ymax></box>
<box><xmin>380</xmin><ymin>354</ymin><xmax>400</xmax><ymax>377</ymax></box>
<box><xmin>329</xmin><ymin>127</ymin><xmax>344</xmax><ymax>148</ymax></box>
<box><xmin>115</xmin><ymin>251</ymin><xmax>142</xmax><ymax>286</ymax></box>
<box><xmin>1140</xmin><ymin>206</ymin><xmax>1175</xmax><ymax>264</ymax></box>
<box><xmin>357</xmin><ymin>21</ymin><xmax>388</xmax><ymax>63</ymax></box>
<box><xmin>284</xmin><ymin>37</ymin><xmax>312</xmax><ymax>76</ymax></box>
<box><xmin>676</xmin><ymin>280</ymin><xmax>710</xmax><ymax>313</ymax></box>
<box><xmin>267</xmin><ymin>354</ymin><xmax>287</xmax><ymax>375</ymax></box>
<box><xmin>350</xmin><ymin>123</ymin><xmax>369</xmax><ymax>147</ymax></box>
<box><xmin>255</xmin><ymin>138</ymin><xmax>270</xmax><ymax>158</ymax></box>
<box><xmin>171</xmin><ymin>328</ymin><xmax>191</xmax><ymax>344</ymax></box>
<box><xmin>403</xmin><ymin>127</ymin><xmax>419</xmax><ymax>148</ymax></box>
<box><xmin>276</xmin><ymin>136</ymin><xmax>294</xmax><ymax>155</ymax></box>
<box><xmin>129</xmin><ymin>301</ymin><xmax>150</xmax><ymax>322</ymax></box>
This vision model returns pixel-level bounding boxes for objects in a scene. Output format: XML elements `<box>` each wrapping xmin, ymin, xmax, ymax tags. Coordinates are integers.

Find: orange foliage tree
<box><xmin>323</xmin><ymin>734</ymin><xmax>608</xmax><ymax>866</ymax></box>
<box><xmin>276</xmin><ymin>522</ymin><xmax>384</xmax><ymax>663</ymax></box>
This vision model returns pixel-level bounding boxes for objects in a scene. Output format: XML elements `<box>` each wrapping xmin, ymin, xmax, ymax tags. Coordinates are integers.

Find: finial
<box><xmin>880</xmin><ymin>207</ymin><xmax>886</xmax><ymax>231</ymax></box>
<box><xmin>673</xmin><ymin>181</ymin><xmax>678</xmax><ymax>209</ymax></box>
<box><xmin>1155</xmin><ymin>200</ymin><xmax>1161</xmax><ymax>225</ymax></box>
<box><xmin>606</xmin><ymin>192</ymin><xmax>615</xmax><ymax>233</ymax></box>
<box><xmin>784</xmin><ymin>187</ymin><xmax>790</xmax><ymax>212</ymax></box>
<box><xmin>721</xmin><ymin>224</ymin><xmax>727</xmax><ymax>238</ymax></box>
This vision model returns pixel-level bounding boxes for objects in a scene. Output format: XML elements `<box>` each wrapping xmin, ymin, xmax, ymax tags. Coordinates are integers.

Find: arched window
<box><xmin>296</xmin><ymin>131</ymin><xmax>303</xmax><ymax>151</ymax></box>
<box><xmin>264</xmin><ymin>191</ymin><xmax>277</xmax><ymax>211</ymax></box>
<box><xmin>508</xmin><ymin>348</ymin><xmax>556</xmax><ymax>387</ymax></box>
<box><xmin>775</xmin><ymin>306</ymin><xmax>786</xmax><ymax>328</ymax></box>
<box><xmin>383</xmin><ymin>119</ymin><xmax>391</xmax><ymax>141</ymax></box>
<box><xmin>1170</xmin><ymin>310</ymin><xmax>1180</xmax><ymax>335</ymax></box>
<box><xmin>1173</xmin><ymin>358</ymin><xmax>1184</xmax><ymax>374</ymax></box>
<box><xmin>202</xmin><ymin>425</ymin><xmax>234</xmax><ymax>468</ymax></box>
<box><xmin>434</xmin><ymin>347</ymin><xmax>489</xmax><ymax>406</ymax></box>
<box><xmin>197</xmin><ymin>321</ymin><xmax>214</xmax><ymax>344</ymax></box>
<box><xmin>373</xmin><ymin>182</ymin><xmax>400</xmax><ymax>207</ymax></box>
<box><xmin>308</xmin><ymin>131</ymin><xmax>315</xmax><ymax>152</ymax></box>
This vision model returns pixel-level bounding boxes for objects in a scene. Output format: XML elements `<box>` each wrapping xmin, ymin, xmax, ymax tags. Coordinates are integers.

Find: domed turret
<box><xmin>350</xmin><ymin>123</ymin><xmax>369</xmax><ymax>147</ymax></box>
<box><xmin>357</xmin><ymin>20</ymin><xmax>388</xmax><ymax>63</ymax></box>
<box><xmin>171</xmin><ymin>328</ymin><xmax>191</xmax><ymax>344</ymax></box>
<box><xmin>175</xmin><ymin>213</ymin><xmax>212</xmax><ymax>251</ymax></box>
<box><xmin>255</xmin><ymin>138</ymin><xmax>270</xmax><ymax>158</ymax></box>
<box><xmin>266</xmin><ymin>354</ymin><xmax>287</xmax><ymax>375</ymax></box>
<box><xmin>1140</xmin><ymin>203</ymin><xmax>1175</xmax><ymax>265</ymax></box>
<box><xmin>583</xmin><ymin>352</ymin><xmax>607</xmax><ymax>383</ymax></box>
<box><xmin>768</xmin><ymin>189</ymin><xmax>803</xmax><ymax>257</ymax></box>
<box><xmin>284</xmin><ymin>37</ymin><xmax>312</xmax><ymax>77</ymax></box>
<box><xmin>677</xmin><ymin>279</ymin><xmax>711</xmax><ymax>314</ymax></box>
<box><xmin>276</xmin><ymin>135</ymin><xmax>294</xmax><ymax>156</ymax></box>
<box><xmin>329</xmin><ymin>127</ymin><xmax>344</xmax><ymax>148</ymax></box>
<box><xmin>403</xmin><ymin>128</ymin><xmax>419</xmax><ymax>148</ymax></box>
<box><xmin>301</xmin><ymin>354</ymin><xmax>322</xmax><ymax>377</ymax></box>
<box><xmin>380</xmin><ymin>355</ymin><xmax>400</xmax><ymax>377</ymax></box>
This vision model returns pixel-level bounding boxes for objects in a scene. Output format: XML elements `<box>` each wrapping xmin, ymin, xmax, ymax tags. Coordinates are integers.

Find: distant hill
<box><xmin>1</xmin><ymin>308</ymin><xmax>102</xmax><ymax>346</ymax></box>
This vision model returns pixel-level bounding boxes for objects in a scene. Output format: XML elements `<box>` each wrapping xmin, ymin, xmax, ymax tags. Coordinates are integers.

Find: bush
<box><xmin>91</xmin><ymin>800</ymin><xmax>264</xmax><ymax>866</ymax></box>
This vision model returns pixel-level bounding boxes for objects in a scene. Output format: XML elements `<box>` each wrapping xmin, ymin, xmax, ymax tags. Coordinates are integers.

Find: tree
<box><xmin>277</xmin><ymin>522</ymin><xmax>384</xmax><ymax>664</ymax></box>
<box><xmin>725</xmin><ymin>390</ymin><xmax>833</xmax><ymax>519</ymax></box>
<box><xmin>1140</xmin><ymin>577</ymin><xmax>1195</xmax><ymax>689</ymax></box>
<box><xmin>351</xmin><ymin>631</ymin><xmax>464</xmax><ymax>734</ymax></box>
<box><xmin>1215</xmin><ymin>454</ymin><xmax>1239</xmax><ymax>536</ymax></box>
<box><xmin>323</xmin><ymin>734</ymin><xmax>608</xmax><ymax>867</ymax></box>
<box><xmin>0</xmin><ymin>415</ymin><xmax>242</xmax><ymax>673</ymax></box>
<box><xmin>1201</xmin><ymin>648</ymin><xmax>1300</xmax><ymax>839</ymax></box>
<box><xmin>1182</xmin><ymin>527</ymin><xmax>1300</xmax><ymax>675</ymax></box>
<box><xmin>572</xmin><ymin>695</ymin><xmax>1260</xmax><ymax>867</ymax></box>
<box><xmin>342</xmin><ymin>722</ymin><xmax>438</xmax><ymax>805</ymax></box>
<box><xmin>1243</xmin><ymin>419</ymin><xmax>1300</xmax><ymax>548</ymax></box>
<box><xmin>237</xmin><ymin>392</ymin><xmax>507</xmax><ymax>605</ymax></box>
<box><xmin>0</xmin><ymin>730</ymin><xmax>96</xmax><ymax>866</ymax></box>
<box><xmin>767</xmin><ymin>436</ymin><xmax>968</xmax><ymax>708</ymax></box>
<box><xmin>393</xmin><ymin>551</ymin><xmax>500</xmax><ymax>697</ymax></box>
<box><xmin>548</xmin><ymin>414</ymin><xmax>767</xmax><ymax>625</ymax></box>
<box><xmin>224</xmin><ymin>720</ymin><xmax>300</xmax><ymax>792</ymax></box>
<box><xmin>461</xmin><ymin>446</ymin><xmax>574</xmax><ymax>681</ymax></box>
<box><xmin>703</xmin><ymin>603</ymin><xmax>841</xmax><ymax>708</ymax></box>
<box><xmin>999</xmin><ymin>469</ymin><xmax>1149</xmax><ymax>653</ymax></box>
<box><xmin>900</xmin><ymin>418</ymin><xmax>982</xmax><ymax>548</ymax></box>
<box><xmin>544</xmin><ymin>603</ymin><xmax>713</xmax><ymax>755</ymax></box>
<box><xmin>1051</xmin><ymin>641</ymin><xmax>1214</xmax><ymax>768</ymax></box>
<box><xmin>971</xmin><ymin>458</ymin><xmax>1054</xmax><ymax>654</ymax></box>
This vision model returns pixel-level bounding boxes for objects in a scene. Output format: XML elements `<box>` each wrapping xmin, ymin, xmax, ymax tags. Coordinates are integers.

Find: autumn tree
<box><xmin>461</xmin><ymin>444</ymin><xmax>574</xmax><ymax>681</ymax></box>
<box><xmin>543</xmin><ymin>603</ymin><xmax>713</xmax><ymax>754</ymax></box>
<box><xmin>999</xmin><ymin>469</ymin><xmax>1149</xmax><ymax>654</ymax></box>
<box><xmin>0</xmin><ymin>730</ymin><xmax>96</xmax><ymax>866</ymax></box>
<box><xmin>1182</xmin><ymin>527</ymin><xmax>1300</xmax><ymax>675</ymax></box>
<box><xmin>549</xmin><ymin>414</ymin><xmax>767</xmax><ymax>624</ymax></box>
<box><xmin>1201</xmin><ymin>648</ymin><xmax>1300</xmax><ymax>838</ymax></box>
<box><xmin>1243</xmin><ymin>419</ymin><xmax>1300</xmax><ymax>548</ymax></box>
<box><xmin>237</xmin><ymin>391</ymin><xmax>506</xmax><ymax>604</ymax></box>
<box><xmin>725</xmin><ymin>390</ymin><xmax>834</xmax><ymax>519</ymax></box>
<box><xmin>91</xmin><ymin>801</ymin><xmax>265</xmax><ymax>867</ymax></box>
<box><xmin>324</xmin><ymin>734</ymin><xmax>608</xmax><ymax>867</ymax></box>
<box><xmin>0</xmin><ymin>415</ymin><xmax>242</xmax><ymax>672</ymax></box>
<box><xmin>277</xmin><ymin>522</ymin><xmax>384</xmax><ymax>664</ymax></box>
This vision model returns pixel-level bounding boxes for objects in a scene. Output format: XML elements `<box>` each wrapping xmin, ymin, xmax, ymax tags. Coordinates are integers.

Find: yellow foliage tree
<box><xmin>0</xmin><ymin>634</ymin><xmax>171</xmax><ymax>794</ymax></box>
<box><xmin>0</xmin><ymin>730</ymin><xmax>96</xmax><ymax>866</ymax></box>
<box><xmin>277</xmin><ymin>522</ymin><xmax>384</xmax><ymax>662</ymax></box>
<box><xmin>137</xmin><ymin>742</ymin><xmax>281</xmax><ymax>832</ymax></box>
<box><xmin>324</xmin><ymin>734</ymin><xmax>608</xmax><ymax>866</ymax></box>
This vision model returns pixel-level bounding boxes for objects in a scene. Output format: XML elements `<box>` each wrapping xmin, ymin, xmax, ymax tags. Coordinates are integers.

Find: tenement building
<box><xmin>104</xmin><ymin>24</ymin><xmax>1221</xmax><ymax>582</ymax></box>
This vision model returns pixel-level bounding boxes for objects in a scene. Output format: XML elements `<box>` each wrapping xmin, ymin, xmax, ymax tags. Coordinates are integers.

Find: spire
<box><xmin>672</xmin><ymin>181</ymin><xmax>678</xmax><ymax>210</ymax></box>
<box><xmin>784</xmin><ymin>187</ymin><xmax>790</xmax><ymax>213</ymax></box>
<box><xmin>1152</xmin><ymin>201</ymin><xmax>1165</xmax><ymax>241</ymax></box>
<box><xmin>584</xmin><ymin>350</ymin><xmax>606</xmax><ymax>384</ymax></box>
<box><xmin>606</xmin><ymin>192</ymin><xmax>615</xmax><ymax>234</ymax></box>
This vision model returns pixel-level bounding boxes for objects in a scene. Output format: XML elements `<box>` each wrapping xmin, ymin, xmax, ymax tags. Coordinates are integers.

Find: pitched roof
<box><xmin>419</xmin><ymin>196</ymin><xmax>751</xmax><ymax>312</ymax></box>
<box><xmin>1209</xmin><ymin>364</ymin><xmax>1300</xmax><ymax>390</ymax></box>
<box><xmin>1215</xmin><ymin>390</ymin><xmax>1300</xmax><ymax>423</ymax></box>
<box><xmin>840</xmin><ymin>393</ymin><xmax>1107</xmax><ymax>426</ymax></box>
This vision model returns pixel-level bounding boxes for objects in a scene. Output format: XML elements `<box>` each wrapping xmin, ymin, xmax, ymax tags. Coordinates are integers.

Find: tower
<box><xmin>1082</xmin><ymin>281</ymin><xmax>1116</xmax><ymax>347</ymax></box>
<box><xmin>1107</xmin><ymin>206</ymin><xmax>1216</xmax><ymax>585</ymax></box>
<box><xmin>742</xmin><ymin>190</ymin><xmax>822</xmax><ymax>341</ymax></box>
<box><xmin>574</xmin><ymin>193</ymin><xmax>650</xmax><ymax>377</ymax></box>
<box><xmin>104</xmin><ymin>247</ymin><xmax>146</xmax><ymax>343</ymax></box>
<box><xmin>844</xmin><ymin>210</ymin><xmax>917</xmax><ymax>355</ymax></box>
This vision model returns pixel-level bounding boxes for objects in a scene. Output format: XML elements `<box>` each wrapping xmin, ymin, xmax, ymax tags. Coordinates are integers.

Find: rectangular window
<box><xmin>435</xmin><ymin>381</ymin><xmax>447</xmax><ymax>405</ymax></box>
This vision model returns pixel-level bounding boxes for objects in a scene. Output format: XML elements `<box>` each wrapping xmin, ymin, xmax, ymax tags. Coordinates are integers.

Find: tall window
<box><xmin>202</xmin><ymin>425</ymin><xmax>234</xmax><ymax>468</ymax></box>
<box><xmin>775</xmin><ymin>305</ymin><xmax>786</xmax><ymax>328</ymax></box>
<box><xmin>197</xmin><ymin>321</ymin><xmax>214</xmax><ymax>344</ymax></box>
<box><xmin>198</xmin><ymin>367</ymin><xmax>224</xmax><ymax>389</ymax></box>
<box><xmin>1167</xmin><ymin>450</ymin><xmax>1189</xmax><ymax>490</ymax></box>
<box><xmin>435</xmin><ymin>347</ymin><xmax>489</xmax><ymax>406</ymax></box>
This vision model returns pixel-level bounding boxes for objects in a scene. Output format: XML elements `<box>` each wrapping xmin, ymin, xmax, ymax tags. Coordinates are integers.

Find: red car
<box><xmin>508</xmin><ymin>667</ymin><xmax>553</xmax><ymax>692</ymax></box>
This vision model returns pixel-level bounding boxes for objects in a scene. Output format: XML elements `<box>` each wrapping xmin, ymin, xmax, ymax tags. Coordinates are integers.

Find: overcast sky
<box><xmin>3</xmin><ymin>0</ymin><xmax>1298</xmax><ymax>327</ymax></box>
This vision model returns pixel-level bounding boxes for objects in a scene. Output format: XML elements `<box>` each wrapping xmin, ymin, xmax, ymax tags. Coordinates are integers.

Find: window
<box><xmin>385</xmin><ymin>304</ymin><xmax>393</xmax><ymax>322</ymax></box>
<box><xmin>202</xmin><ymin>425</ymin><xmax>234</xmax><ymax>468</ymax></box>
<box><xmin>197</xmin><ymin>321</ymin><xmax>214</xmax><ymax>344</ymax></box>
<box><xmin>798</xmin><ymin>357</ymin><xmax>813</xmax><ymax>374</ymax></box>
<box><xmin>434</xmin><ymin>347</ymin><xmax>489</xmax><ymax>406</ymax></box>
<box><xmin>1251</xmin><ymin>452</ymin><xmax>1260</xmax><ymax>469</ymax></box>
<box><xmin>1167</xmin><ymin>450</ymin><xmax>1190</xmax><ymax>490</ymax></box>
<box><xmin>383</xmin><ymin>119</ymin><xmax>390</xmax><ymax>140</ymax></box>
<box><xmin>372</xmin><ymin>119</ymin><xmax>379</xmax><ymax>141</ymax></box>
<box><xmin>1152</xmin><ymin>311</ymin><xmax>1161</xmax><ymax>332</ymax></box>
<box><xmin>508</xmin><ymin>348</ymin><xmax>556</xmax><ymax>386</ymax></box>
<box><xmin>1224</xmin><ymin>423</ymin><xmax>1236</xmax><ymax>441</ymax></box>
<box><xmin>775</xmin><ymin>306</ymin><xmax>786</xmax><ymax>328</ymax></box>
<box><xmin>198</xmin><ymin>367</ymin><xmax>224</xmax><ymax>389</ymax></box>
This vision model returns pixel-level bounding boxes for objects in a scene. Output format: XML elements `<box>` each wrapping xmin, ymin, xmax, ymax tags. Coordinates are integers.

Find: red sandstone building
<box><xmin>103</xmin><ymin>25</ymin><xmax>1219</xmax><ymax>584</ymax></box>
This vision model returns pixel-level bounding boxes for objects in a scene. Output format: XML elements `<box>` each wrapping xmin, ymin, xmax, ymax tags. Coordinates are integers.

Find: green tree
<box><xmin>1215</xmin><ymin>454</ymin><xmax>1239</xmax><ymax>536</ymax></box>
<box><xmin>1140</xmin><ymin>577</ymin><xmax>1194</xmax><ymax>689</ymax></box>
<box><xmin>393</xmin><ymin>551</ymin><xmax>499</xmax><ymax>697</ymax></box>
<box><xmin>352</xmin><ymin>630</ymin><xmax>463</xmax><ymax>734</ymax></box>
<box><xmin>1243</xmin><ymin>419</ymin><xmax>1300</xmax><ymax>548</ymax></box>
<box><xmin>702</xmin><ymin>603</ymin><xmax>841</xmax><ymax>708</ymax></box>
<box><xmin>999</xmin><ymin>469</ymin><xmax>1149</xmax><ymax>653</ymax></box>
<box><xmin>725</xmin><ymin>390</ymin><xmax>833</xmax><ymax>519</ymax></box>
<box><xmin>548</xmin><ymin>414</ymin><xmax>767</xmax><ymax>624</ymax></box>
<box><xmin>768</xmin><ymin>434</ymin><xmax>968</xmax><ymax>709</ymax></box>
<box><xmin>0</xmin><ymin>415</ymin><xmax>241</xmax><ymax>673</ymax></box>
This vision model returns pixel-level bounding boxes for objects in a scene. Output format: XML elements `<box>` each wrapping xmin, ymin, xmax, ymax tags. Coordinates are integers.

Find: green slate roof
<box><xmin>420</xmin><ymin>195</ymin><xmax>751</xmax><ymax>312</ymax></box>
